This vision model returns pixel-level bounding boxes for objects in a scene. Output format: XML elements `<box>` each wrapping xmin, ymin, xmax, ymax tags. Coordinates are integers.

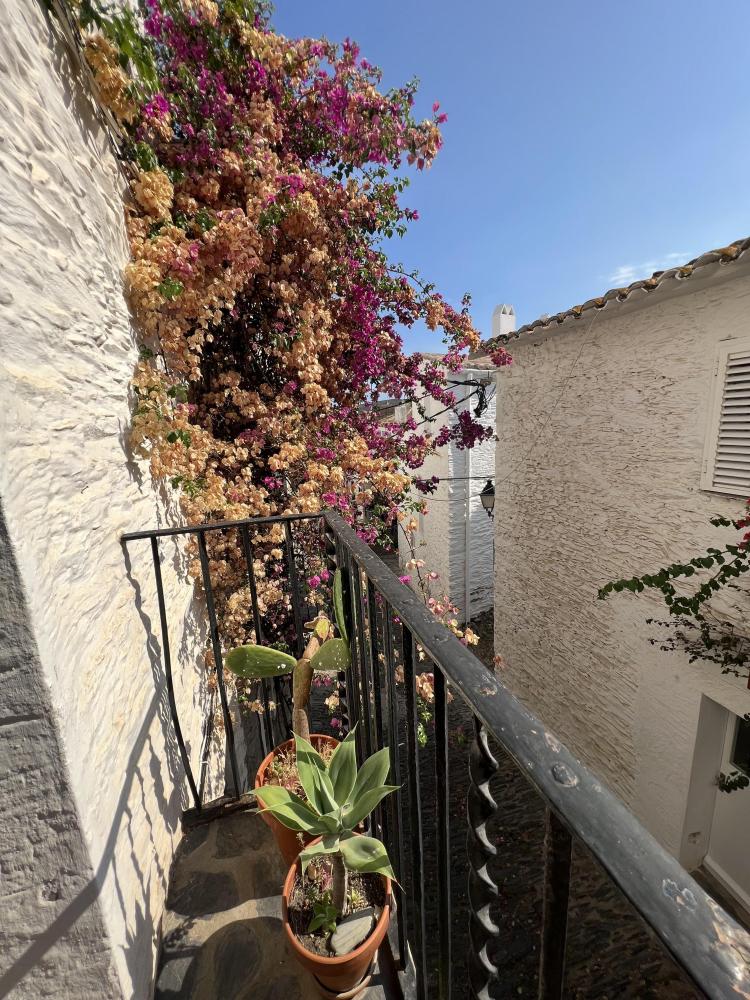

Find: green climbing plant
<box><xmin>599</xmin><ymin>509</ymin><xmax>750</xmax><ymax>679</ymax></box>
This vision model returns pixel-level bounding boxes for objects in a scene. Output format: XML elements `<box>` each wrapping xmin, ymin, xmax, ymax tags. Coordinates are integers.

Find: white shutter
<box><xmin>702</xmin><ymin>339</ymin><xmax>750</xmax><ymax>496</ymax></box>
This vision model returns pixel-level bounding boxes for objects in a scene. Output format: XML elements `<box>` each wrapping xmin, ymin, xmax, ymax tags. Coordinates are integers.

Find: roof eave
<box><xmin>482</xmin><ymin>237</ymin><xmax>750</xmax><ymax>350</ymax></box>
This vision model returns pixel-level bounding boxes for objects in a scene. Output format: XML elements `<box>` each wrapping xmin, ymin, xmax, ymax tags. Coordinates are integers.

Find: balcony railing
<box><xmin>122</xmin><ymin>510</ymin><xmax>750</xmax><ymax>1000</ymax></box>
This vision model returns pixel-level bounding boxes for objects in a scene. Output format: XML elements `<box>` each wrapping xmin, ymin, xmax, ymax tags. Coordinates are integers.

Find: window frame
<box><xmin>701</xmin><ymin>337</ymin><xmax>750</xmax><ymax>497</ymax></box>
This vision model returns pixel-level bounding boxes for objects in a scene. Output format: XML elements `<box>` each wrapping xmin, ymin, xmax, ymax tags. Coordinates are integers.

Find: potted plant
<box><xmin>257</xmin><ymin>730</ymin><xmax>398</xmax><ymax>997</ymax></box>
<box><xmin>225</xmin><ymin>568</ymin><xmax>351</xmax><ymax>863</ymax></box>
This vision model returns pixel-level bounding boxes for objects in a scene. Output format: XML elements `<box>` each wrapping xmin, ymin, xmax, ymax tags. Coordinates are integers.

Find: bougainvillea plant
<box><xmin>599</xmin><ymin>503</ymin><xmax>750</xmax><ymax>680</ymax></box>
<box><xmin>69</xmin><ymin>0</ymin><xmax>510</xmax><ymax>690</ymax></box>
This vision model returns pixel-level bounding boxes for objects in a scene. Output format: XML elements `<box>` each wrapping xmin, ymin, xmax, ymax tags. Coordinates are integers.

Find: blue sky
<box><xmin>273</xmin><ymin>1</ymin><xmax>750</xmax><ymax>351</ymax></box>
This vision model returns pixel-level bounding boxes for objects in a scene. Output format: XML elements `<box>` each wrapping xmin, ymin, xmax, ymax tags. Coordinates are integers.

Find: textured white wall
<box><xmin>0</xmin><ymin>5</ymin><xmax>219</xmax><ymax>996</ymax></box>
<box><xmin>462</xmin><ymin>373</ymin><xmax>496</xmax><ymax>619</ymax></box>
<box><xmin>494</xmin><ymin>260</ymin><xmax>750</xmax><ymax>858</ymax></box>
<box><xmin>397</xmin><ymin>398</ymin><xmax>454</xmax><ymax>598</ymax></box>
<box><xmin>399</xmin><ymin>369</ymin><xmax>496</xmax><ymax>620</ymax></box>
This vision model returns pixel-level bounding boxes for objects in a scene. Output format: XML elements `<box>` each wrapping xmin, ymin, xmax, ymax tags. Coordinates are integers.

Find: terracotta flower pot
<box><xmin>255</xmin><ymin>734</ymin><xmax>339</xmax><ymax>866</ymax></box>
<box><xmin>281</xmin><ymin>841</ymin><xmax>392</xmax><ymax>997</ymax></box>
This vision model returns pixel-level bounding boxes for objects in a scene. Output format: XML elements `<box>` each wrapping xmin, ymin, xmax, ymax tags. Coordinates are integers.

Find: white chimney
<box><xmin>491</xmin><ymin>303</ymin><xmax>516</xmax><ymax>339</ymax></box>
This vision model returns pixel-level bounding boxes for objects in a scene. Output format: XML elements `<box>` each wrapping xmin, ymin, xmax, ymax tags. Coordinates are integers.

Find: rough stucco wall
<box><xmin>397</xmin><ymin>402</ymin><xmax>453</xmax><ymax>593</ymax></box>
<box><xmin>399</xmin><ymin>372</ymin><xmax>496</xmax><ymax>620</ymax></box>
<box><xmin>0</xmin><ymin>505</ymin><xmax>121</xmax><ymax>999</ymax></box>
<box><xmin>0</xmin><ymin>5</ymin><xmax>220</xmax><ymax>996</ymax></box>
<box><xmin>494</xmin><ymin>263</ymin><xmax>750</xmax><ymax>856</ymax></box>
<box><xmin>459</xmin><ymin>372</ymin><xmax>496</xmax><ymax>619</ymax></box>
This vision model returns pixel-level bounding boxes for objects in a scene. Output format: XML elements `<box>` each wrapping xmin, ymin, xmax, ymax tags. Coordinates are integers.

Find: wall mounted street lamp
<box><xmin>479</xmin><ymin>479</ymin><xmax>495</xmax><ymax>520</ymax></box>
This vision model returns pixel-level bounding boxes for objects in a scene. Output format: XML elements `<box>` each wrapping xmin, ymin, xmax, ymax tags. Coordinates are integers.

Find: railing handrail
<box><xmin>121</xmin><ymin>510</ymin><xmax>321</xmax><ymax>543</ymax></box>
<box><xmin>323</xmin><ymin>510</ymin><xmax>750</xmax><ymax>1000</ymax></box>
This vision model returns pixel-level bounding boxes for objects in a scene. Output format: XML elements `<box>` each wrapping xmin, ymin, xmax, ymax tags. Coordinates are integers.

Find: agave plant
<box><xmin>225</xmin><ymin>568</ymin><xmax>350</xmax><ymax>739</ymax></box>
<box><xmin>256</xmin><ymin>729</ymin><xmax>398</xmax><ymax>914</ymax></box>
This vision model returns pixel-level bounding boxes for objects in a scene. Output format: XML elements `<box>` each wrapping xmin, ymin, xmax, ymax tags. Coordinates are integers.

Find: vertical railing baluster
<box><xmin>351</xmin><ymin>559</ymin><xmax>374</xmax><ymax>760</ymax></box>
<box><xmin>467</xmin><ymin>716</ymin><xmax>499</xmax><ymax>1000</ymax></box>
<box><xmin>330</xmin><ymin>535</ymin><xmax>351</xmax><ymax>736</ymax></box>
<box><xmin>344</xmin><ymin>548</ymin><xmax>365</xmax><ymax>761</ymax></box>
<box><xmin>367</xmin><ymin>579</ymin><xmax>387</xmax><ymax>842</ymax></box>
<box><xmin>197</xmin><ymin>531</ymin><xmax>242</xmax><ymax>799</ymax></box>
<box><xmin>367</xmin><ymin>581</ymin><xmax>385</xmax><ymax>749</ymax></box>
<box><xmin>383</xmin><ymin>602</ymin><xmax>407</xmax><ymax>968</ymax></box>
<box><xmin>538</xmin><ymin>809</ymin><xmax>573</xmax><ymax>999</ymax></box>
<box><xmin>284</xmin><ymin>521</ymin><xmax>305</xmax><ymax>657</ymax></box>
<box><xmin>434</xmin><ymin>666</ymin><xmax>451</xmax><ymax>999</ymax></box>
<box><xmin>150</xmin><ymin>537</ymin><xmax>202</xmax><ymax>811</ymax></box>
<box><xmin>239</xmin><ymin>524</ymin><xmax>273</xmax><ymax>756</ymax></box>
<box><xmin>274</xmin><ymin>675</ymin><xmax>291</xmax><ymax>744</ymax></box>
<box><xmin>403</xmin><ymin>628</ymin><xmax>428</xmax><ymax>999</ymax></box>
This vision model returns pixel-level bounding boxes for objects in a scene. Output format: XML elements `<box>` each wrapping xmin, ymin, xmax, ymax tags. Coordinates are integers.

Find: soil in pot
<box><xmin>265</xmin><ymin>739</ymin><xmax>336</xmax><ymax>795</ymax></box>
<box><xmin>288</xmin><ymin>858</ymin><xmax>386</xmax><ymax>958</ymax></box>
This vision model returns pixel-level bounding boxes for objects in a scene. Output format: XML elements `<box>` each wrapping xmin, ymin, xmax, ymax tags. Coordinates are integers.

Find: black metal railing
<box><xmin>123</xmin><ymin>511</ymin><xmax>322</xmax><ymax>812</ymax></box>
<box><xmin>123</xmin><ymin>510</ymin><xmax>750</xmax><ymax>1000</ymax></box>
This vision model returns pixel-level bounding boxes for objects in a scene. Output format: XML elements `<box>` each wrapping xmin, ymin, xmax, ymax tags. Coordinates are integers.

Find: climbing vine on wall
<box><xmin>599</xmin><ymin>505</ymin><xmax>750</xmax><ymax>680</ymax></box>
<box><xmin>57</xmin><ymin>0</ymin><xmax>499</xmax><ymax>682</ymax></box>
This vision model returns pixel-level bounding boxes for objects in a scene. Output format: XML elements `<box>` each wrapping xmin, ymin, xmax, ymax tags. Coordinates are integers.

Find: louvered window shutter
<box><xmin>702</xmin><ymin>340</ymin><xmax>750</xmax><ymax>496</ymax></box>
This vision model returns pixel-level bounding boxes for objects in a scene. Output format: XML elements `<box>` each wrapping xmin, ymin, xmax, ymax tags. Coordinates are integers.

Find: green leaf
<box><xmin>350</xmin><ymin>746</ymin><xmax>391</xmax><ymax>803</ymax></box>
<box><xmin>295</xmin><ymin>734</ymin><xmax>338</xmax><ymax>816</ymax></box>
<box><xmin>224</xmin><ymin>644</ymin><xmax>296</xmax><ymax>679</ymax></box>
<box><xmin>194</xmin><ymin>209</ymin><xmax>215</xmax><ymax>232</ymax></box>
<box><xmin>340</xmin><ymin>835</ymin><xmax>395</xmax><ymax>880</ymax></box>
<box><xmin>309</xmin><ymin>910</ymin><xmax>335</xmax><ymax>933</ymax></box>
<box><xmin>333</xmin><ymin>568</ymin><xmax>348</xmax><ymax>640</ymax></box>
<box><xmin>310</xmin><ymin>637</ymin><xmax>351</xmax><ymax>672</ymax></box>
<box><xmin>134</xmin><ymin>140</ymin><xmax>158</xmax><ymax>172</ymax></box>
<box><xmin>327</xmin><ymin>729</ymin><xmax>358</xmax><ymax>806</ymax></box>
<box><xmin>157</xmin><ymin>277</ymin><xmax>184</xmax><ymax>301</ymax></box>
<box><xmin>254</xmin><ymin>785</ymin><xmax>329</xmax><ymax>835</ymax></box>
<box><xmin>343</xmin><ymin>785</ymin><xmax>399</xmax><ymax>830</ymax></box>
<box><xmin>298</xmin><ymin>833</ymin><xmax>349</xmax><ymax>875</ymax></box>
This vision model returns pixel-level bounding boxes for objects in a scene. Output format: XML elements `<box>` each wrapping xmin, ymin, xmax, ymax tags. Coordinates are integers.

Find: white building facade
<box><xmin>490</xmin><ymin>242</ymin><xmax>750</xmax><ymax>914</ymax></box>
<box><xmin>397</xmin><ymin>305</ymin><xmax>515</xmax><ymax>621</ymax></box>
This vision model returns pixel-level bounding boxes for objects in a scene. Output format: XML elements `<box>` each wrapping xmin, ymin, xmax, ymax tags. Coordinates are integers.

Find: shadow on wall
<box><xmin>0</xmin><ymin>533</ymin><xmax>197</xmax><ymax>995</ymax></box>
<box><xmin>1</xmin><ymin>464</ymin><xmax>222</xmax><ymax>999</ymax></box>
<box><xmin>0</xmin><ymin>691</ymin><xmax>175</xmax><ymax>997</ymax></box>
<box><xmin>0</xmin><ymin>499</ymin><xmax>185</xmax><ymax>997</ymax></box>
<box><xmin>120</xmin><ymin>454</ymin><xmax>221</xmax><ymax>803</ymax></box>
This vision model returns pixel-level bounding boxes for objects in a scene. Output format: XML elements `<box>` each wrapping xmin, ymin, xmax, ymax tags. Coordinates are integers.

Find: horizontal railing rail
<box><xmin>122</xmin><ymin>509</ymin><xmax>750</xmax><ymax>999</ymax></box>
<box><xmin>121</xmin><ymin>510</ymin><xmax>321</xmax><ymax>542</ymax></box>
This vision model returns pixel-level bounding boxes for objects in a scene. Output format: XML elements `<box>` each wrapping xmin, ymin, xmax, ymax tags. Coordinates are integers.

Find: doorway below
<box><xmin>682</xmin><ymin>697</ymin><xmax>750</xmax><ymax>924</ymax></box>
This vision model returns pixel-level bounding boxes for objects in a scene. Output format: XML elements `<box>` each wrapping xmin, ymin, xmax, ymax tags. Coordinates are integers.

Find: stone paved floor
<box><xmin>154</xmin><ymin>811</ymin><xmax>401</xmax><ymax>1000</ymax></box>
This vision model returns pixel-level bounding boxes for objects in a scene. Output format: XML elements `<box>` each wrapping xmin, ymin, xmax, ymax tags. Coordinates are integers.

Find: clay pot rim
<box><xmin>281</xmin><ymin>836</ymin><xmax>392</xmax><ymax>967</ymax></box>
<box><xmin>255</xmin><ymin>733</ymin><xmax>340</xmax><ymax>794</ymax></box>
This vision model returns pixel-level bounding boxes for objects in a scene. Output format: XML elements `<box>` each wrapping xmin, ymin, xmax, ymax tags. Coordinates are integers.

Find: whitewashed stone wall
<box><xmin>494</xmin><ymin>258</ymin><xmax>750</xmax><ymax>858</ymax></box>
<box><xmin>399</xmin><ymin>367</ymin><xmax>496</xmax><ymax>620</ymax></box>
<box><xmin>0</xmin><ymin>4</ymin><xmax>219</xmax><ymax>996</ymax></box>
